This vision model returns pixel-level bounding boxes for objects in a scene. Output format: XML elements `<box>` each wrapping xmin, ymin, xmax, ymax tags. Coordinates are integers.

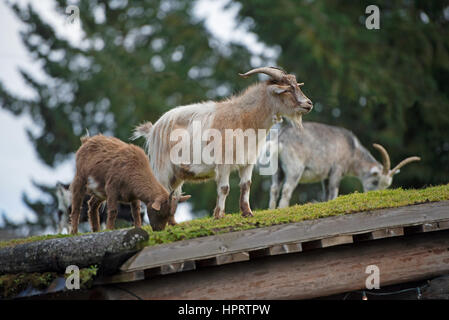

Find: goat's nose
<box><xmin>303</xmin><ymin>99</ymin><xmax>313</xmax><ymax>110</ymax></box>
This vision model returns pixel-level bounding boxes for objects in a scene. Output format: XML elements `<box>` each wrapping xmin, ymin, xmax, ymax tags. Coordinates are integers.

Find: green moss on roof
<box><xmin>0</xmin><ymin>272</ymin><xmax>57</xmax><ymax>299</ymax></box>
<box><xmin>0</xmin><ymin>265</ymin><xmax>98</xmax><ymax>299</ymax></box>
<box><xmin>0</xmin><ymin>233</ymin><xmax>74</xmax><ymax>249</ymax></box>
<box><xmin>142</xmin><ymin>184</ymin><xmax>449</xmax><ymax>246</ymax></box>
<box><xmin>1</xmin><ymin>184</ymin><xmax>448</xmax><ymax>250</ymax></box>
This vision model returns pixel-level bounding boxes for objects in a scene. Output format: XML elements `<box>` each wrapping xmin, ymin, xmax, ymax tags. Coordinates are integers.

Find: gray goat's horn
<box><xmin>239</xmin><ymin>66</ymin><xmax>286</xmax><ymax>81</ymax></box>
<box><xmin>389</xmin><ymin>156</ymin><xmax>421</xmax><ymax>176</ymax></box>
<box><xmin>372</xmin><ymin>143</ymin><xmax>391</xmax><ymax>175</ymax></box>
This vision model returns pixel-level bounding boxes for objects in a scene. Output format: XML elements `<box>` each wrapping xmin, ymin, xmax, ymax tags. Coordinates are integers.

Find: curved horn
<box><xmin>372</xmin><ymin>143</ymin><xmax>391</xmax><ymax>175</ymax></box>
<box><xmin>239</xmin><ymin>67</ymin><xmax>286</xmax><ymax>81</ymax></box>
<box><xmin>389</xmin><ymin>156</ymin><xmax>421</xmax><ymax>176</ymax></box>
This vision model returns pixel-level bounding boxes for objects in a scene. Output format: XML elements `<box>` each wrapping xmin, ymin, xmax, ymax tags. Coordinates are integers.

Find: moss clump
<box><xmin>1</xmin><ymin>184</ymin><xmax>448</xmax><ymax>250</ymax></box>
<box><xmin>0</xmin><ymin>272</ymin><xmax>57</xmax><ymax>299</ymax></box>
<box><xmin>67</xmin><ymin>265</ymin><xmax>98</xmax><ymax>289</ymax></box>
<box><xmin>0</xmin><ymin>266</ymin><xmax>98</xmax><ymax>299</ymax></box>
<box><xmin>0</xmin><ymin>233</ymin><xmax>74</xmax><ymax>249</ymax></box>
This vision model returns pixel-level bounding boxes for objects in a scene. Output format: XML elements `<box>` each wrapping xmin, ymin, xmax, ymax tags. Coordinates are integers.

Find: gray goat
<box><xmin>265</xmin><ymin>120</ymin><xmax>420</xmax><ymax>208</ymax></box>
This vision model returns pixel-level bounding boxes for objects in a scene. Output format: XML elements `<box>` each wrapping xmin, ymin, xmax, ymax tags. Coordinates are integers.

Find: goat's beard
<box><xmin>289</xmin><ymin>113</ymin><xmax>303</xmax><ymax>130</ymax></box>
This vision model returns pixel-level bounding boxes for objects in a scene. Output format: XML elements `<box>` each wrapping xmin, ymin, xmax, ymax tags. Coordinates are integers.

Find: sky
<box><xmin>0</xmin><ymin>0</ymin><xmax>276</xmax><ymax>226</ymax></box>
<box><xmin>0</xmin><ymin>0</ymin><xmax>78</xmax><ymax>225</ymax></box>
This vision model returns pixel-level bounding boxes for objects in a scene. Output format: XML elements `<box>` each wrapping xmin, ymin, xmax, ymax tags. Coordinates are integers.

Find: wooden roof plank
<box><xmin>160</xmin><ymin>261</ymin><xmax>196</xmax><ymax>275</ymax></box>
<box><xmin>120</xmin><ymin>201</ymin><xmax>449</xmax><ymax>273</ymax></box>
<box><xmin>267</xmin><ymin>242</ymin><xmax>302</xmax><ymax>256</ymax></box>
<box><xmin>95</xmin><ymin>270</ymin><xmax>145</xmax><ymax>285</ymax></box>
<box><xmin>107</xmin><ymin>230</ymin><xmax>449</xmax><ymax>300</ymax></box>
<box><xmin>353</xmin><ymin>227</ymin><xmax>404</xmax><ymax>242</ymax></box>
<box><xmin>197</xmin><ymin>252</ymin><xmax>249</xmax><ymax>267</ymax></box>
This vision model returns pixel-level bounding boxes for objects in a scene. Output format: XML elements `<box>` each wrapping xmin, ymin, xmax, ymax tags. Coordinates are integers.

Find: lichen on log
<box><xmin>0</xmin><ymin>228</ymin><xmax>148</xmax><ymax>274</ymax></box>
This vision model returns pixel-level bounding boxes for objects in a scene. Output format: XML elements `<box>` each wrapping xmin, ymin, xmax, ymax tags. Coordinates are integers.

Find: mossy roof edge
<box><xmin>1</xmin><ymin>184</ymin><xmax>448</xmax><ymax>249</ymax></box>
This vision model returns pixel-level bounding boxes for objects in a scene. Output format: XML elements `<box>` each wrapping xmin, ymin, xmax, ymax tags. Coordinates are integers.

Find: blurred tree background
<box><xmin>0</xmin><ymin>0</ymin><xmax>448</xmax><ymax>234</ymax></box>
<box><xmin>236</xmin><ymin>0</ymin><xmax>449</xmax><ymax>204</ymax></box>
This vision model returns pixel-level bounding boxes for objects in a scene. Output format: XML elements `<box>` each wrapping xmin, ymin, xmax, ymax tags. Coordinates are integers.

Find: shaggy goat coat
<box><xmin>70</xmin><ymin>135</ymin><xmax>173</xmax><ymax>234</ymax></box>
<box><xmin>133</xmin><ymin>67</ymin><xmax>313</xmax><ymax>219</ymax></box>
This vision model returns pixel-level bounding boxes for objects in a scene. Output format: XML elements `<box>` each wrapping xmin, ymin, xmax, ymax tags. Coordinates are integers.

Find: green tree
<box><xmin>0</xmin><ymin>0</ymin><xmax>253</xmax><ymax>233</ymax></box>
<box><xmin>235</xmin><ymin>0</ymin><xmax>449</xmax><ymax>205</ymax></box>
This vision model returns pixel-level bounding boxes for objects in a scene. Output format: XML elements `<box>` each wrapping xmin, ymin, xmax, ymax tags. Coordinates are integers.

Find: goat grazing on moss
<box><xmin>70</xmin><ymin>134</ymin><xmax>190</xmax><ymax>234</ymax></box>
<box><xmin>132</xmin><ymin>67</ymin><xmax>312</xmax><ymax>220</ymax></box>
<box><xmin>265</xmin><ymin>120</ymin><xmax>421</xmax><ymax>208</ymax></box>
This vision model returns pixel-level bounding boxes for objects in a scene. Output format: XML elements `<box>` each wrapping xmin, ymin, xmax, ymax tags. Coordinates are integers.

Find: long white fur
<box><xmin>133</xmin><ymin>101</ymin><xmax>216</xmax><ymax>189</ymax></box>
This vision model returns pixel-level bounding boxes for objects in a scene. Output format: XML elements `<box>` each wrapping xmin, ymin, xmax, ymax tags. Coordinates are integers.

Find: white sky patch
<box><xmin>0</xmin><ymin>0</ymin><xmax>273</xmax><ymax>226</ymax></box>
<box><xmin>0</xmin><ymin>0</ymin><xmax>80</xmax><ymax>226</ymax></box>
<box><xmin>0</xmin><ymin>111</ymin><xmax>74</xmax><ymax>224</ymax></box>
<box><xmin>175</xmin><ymin>202</ymin><xmax>193</xmax><ymax>223</ymax></box>
<box><xmin>194</xmin><ymin>0</ymin><xmax>279</xmax><ymax>62</ymax></box>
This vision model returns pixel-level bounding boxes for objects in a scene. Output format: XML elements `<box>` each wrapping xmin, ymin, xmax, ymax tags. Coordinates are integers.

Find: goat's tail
<box><xmin>80</xmin><ymin>128</ymin><xmax>90</xmax><ymax>144</ymax></box>
<box><xmin>131</xmin><ymin>122</ymin><xmax>153</xmax><ymax>141</ymax></box>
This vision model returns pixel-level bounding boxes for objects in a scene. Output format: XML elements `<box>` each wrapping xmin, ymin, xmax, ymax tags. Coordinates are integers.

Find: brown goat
<box><xmin>70</xmin><ymin>134</ymin><xmax>190</xmax><ymax>234</ymax></box>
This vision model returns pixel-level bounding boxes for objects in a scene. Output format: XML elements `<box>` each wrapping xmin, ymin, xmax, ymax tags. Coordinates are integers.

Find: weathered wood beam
<box><xmin>353</xmin><ymin>227</ymin><xmax>404</xmax><ymax>242</ymax></box>
<box><xmin>197</xmin><ymin>252</ymin><xmax>249</xmax><ymax>267</ymax></box>
<box><xmin>302</xmin><ymin>235</ymin><xmax>353</xmax><ymax>250</ymax></box>
<box><xmin>422</xmin><ymin>275</ymin><xmax>449</xmax><ymax>299</ymax></box>
<box><xmin>96</xmin><ymin>230</ymin><xmax>449</xmax><ymax>300</ymax></box>
<box><xmin>94</xmin><ymin>270</ymin><xmax>145</xmax><ymax>286</ymax></box>
<box><xmin>0</xmin><ymin>228</ymin><xmax>148</xmax><ymax>274</ymax></box>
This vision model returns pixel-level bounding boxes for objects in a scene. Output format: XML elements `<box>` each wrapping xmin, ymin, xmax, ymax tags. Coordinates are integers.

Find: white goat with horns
<box><xmin>265</xmin><ymin>120</ymin><xmax>421</xmax><ymax>208</ymax></box>
<box><xmin>132</xmin><ymin>67</ymin><xmax>313</xmax><ymax>220</ymax></box>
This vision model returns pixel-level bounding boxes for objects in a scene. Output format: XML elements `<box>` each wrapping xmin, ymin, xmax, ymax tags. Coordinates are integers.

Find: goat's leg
<box><xmin>168</xmin><ymin>184</ymin><xmax>184</xmax><ymax>226</ymax></box>
<box><xmin>105</xmin><ymin>195</ymin><xmax>119</xmax><ymax>230</ymax></box>
<box><xmin>327</xmin><ymin>167</ymin><xmax>343</xmax><ymax>201</ymax></box>
<box><xmin>131</xmin><ymin>200</ymin><xmax>142</xmax><ymax>228</ymax></box>
<box><xmin>320</xmin><ymin>180</ymin><xmax>327</xmax><ymax>201</ymax></box>
<box><xmin>70</xmin><ymin>177</ymin><xmax>86</xmax><ymax>234</ymax></box>
<box><xmin>57</xmin><ymin>210</ymin><xmax>69</xmax><ymax>234</ymax></box>
<box><xmin>57</xmin><ymin>220</ymin><xmax>63</xmax><ymax>234</ymax></box>
<box><xmin>239</xmin><ymin>164</ymin><xmax>254</xmax><ymax>217</ymax></box>
<box><xmin>62</xmin><ymin>211</ymin><xmax>70</xmax><ymax>233</ymax></box>
<box><xmin>213</xmin><ymin>165</ymin><xmax>231</xmax><ymax>219</ymax></box>
<box><xmin>278</xmin><ymin>166</ymin><xmax>303</xmax><ymax>208</ymax></box>
<box><xmin>87</xmin><ymin>196</ymin><xmax>102</xmax><ymax>232</ymax></box>
<box><xmin>269</xmin><ymin>169</ymin><xmax>283</xmax><ymax>209</ymax></box>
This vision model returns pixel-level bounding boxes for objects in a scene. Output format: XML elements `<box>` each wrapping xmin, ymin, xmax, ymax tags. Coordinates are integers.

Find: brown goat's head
<box><xmin>239</xmin><ymin>67</ymin><xmax>313</xmax><ymax>127</ymax></box>
<box><xmin>147</xmin><ymin>192</ymin><xmax>191</xmax><ymax>231</ymax></box>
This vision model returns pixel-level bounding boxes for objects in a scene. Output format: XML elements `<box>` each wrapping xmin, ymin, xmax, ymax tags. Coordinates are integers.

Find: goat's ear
<box><xmin>269</xmin><ymin>85</ymin><xmax>290</xmax><ymax>95</ymax></box>
<box><xmin>178</xmin><ymin>195</ymin><xmax>191</xmax><ymax>202</ymax></box>
<box><xmin>151</xmin><ymin>200</ymin><xmax>161</xmax><ymax>211</ymax></box>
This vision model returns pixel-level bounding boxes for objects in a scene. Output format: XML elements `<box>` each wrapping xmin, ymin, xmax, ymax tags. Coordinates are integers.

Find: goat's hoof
<box><xmin>213</xmin><ymin>208</ymin><xmax>225</xmax><ymax>219</ymax></box>
<box><xmin>241</xmin><ymin>210</ymin><xmax>254</xmax><ymax>218</ymax></box>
